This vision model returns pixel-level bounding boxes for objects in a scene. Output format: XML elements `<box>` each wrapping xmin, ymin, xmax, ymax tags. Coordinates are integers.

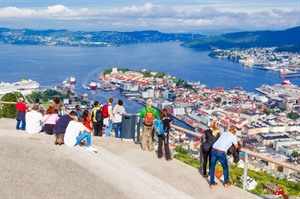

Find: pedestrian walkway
<box><xmin>0</xmin><ymin>118</ymin><xmax>260</xmax><ymax>199</ymax></box>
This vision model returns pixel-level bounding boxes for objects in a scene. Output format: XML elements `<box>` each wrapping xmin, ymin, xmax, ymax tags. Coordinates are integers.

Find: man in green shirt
<box><xmin>140</xmin><ymin>99</ymin><xmax>159</xmax><ymax>151</ymax></box>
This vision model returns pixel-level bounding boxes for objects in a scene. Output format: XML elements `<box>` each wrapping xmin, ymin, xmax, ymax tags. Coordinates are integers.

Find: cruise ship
<box><xmin>279</xmin><ymin>69</ymin><xmax>300</xmax><ymax>78</ymax></box>
<box><xmin>0</xmin><ymin>78</ymin><xmax>39</xmax><ymax>95</ymax></box>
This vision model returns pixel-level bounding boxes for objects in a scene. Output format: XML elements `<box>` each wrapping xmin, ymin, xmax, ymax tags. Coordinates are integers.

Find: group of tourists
<box><xmin>15</xmin><ymin>97</ymin><xmax>127</xmax><ymax>152</ymax></box>
<box><xmin>201</xmin><ymin>120</ymin><xmax>239</xmax><ymax>188</ymax></box>
<box><xmin>16</xmin><ymin>96</ymin><xmax>238</xmax><ymax>187</ymax></box>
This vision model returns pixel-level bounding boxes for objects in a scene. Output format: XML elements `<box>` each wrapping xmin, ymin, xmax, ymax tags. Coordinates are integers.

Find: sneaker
<box><xmin>203</xmin><ymin>174</ymin><xmax>209</xmax><ymax>178</ymax></box>
<box><xmin>210</xmin><ymin>183</ymin><xmax>218</xmax><ymax>188</ymax></box>
<box><xmin>86</xmin><ymin>146</ymin><xmax>98</xmax><ymax>152</ymax></box>
<box><xmin>166</xmin><ymin>158</ymin><xmax>173</xmax><ymax>161</ymax></box>
<box><xmin>224</xmin><ymin>182</ymin><xmax>232</xmax><ymax>187</ymax></box>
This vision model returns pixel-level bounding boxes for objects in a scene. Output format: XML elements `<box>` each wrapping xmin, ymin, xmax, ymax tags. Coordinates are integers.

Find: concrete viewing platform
<box><xmin>0</xmin><ymin>118</ymin><xmax>260</xmax><ymax>199</ymax></box>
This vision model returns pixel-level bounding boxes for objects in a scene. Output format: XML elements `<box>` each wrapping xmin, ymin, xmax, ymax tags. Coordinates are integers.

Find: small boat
<box><xmin>281</xmin><ymin>80</ymin><xmax>293</xmax><ymax>86</ymax></box>
<box><xmin>70</xmin><ymin>77</ymin><xmax>76</xmax><ymax>85</ymax></box>
<box><xmin>89</xmin><ymin>81</ymin><xmax>97</xmax><ymax>90</ymax></box>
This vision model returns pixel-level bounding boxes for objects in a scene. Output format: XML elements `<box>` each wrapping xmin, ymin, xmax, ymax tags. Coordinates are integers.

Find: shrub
<box><xmin>0</xmin><ymin>93</ymin><xmax>18</xmax><ymax>118</ymax></box>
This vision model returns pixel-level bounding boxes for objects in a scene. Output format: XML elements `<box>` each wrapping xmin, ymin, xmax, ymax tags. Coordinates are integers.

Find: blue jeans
<box><xmin>114</xmin><ymin>122</ymin><xmax>122</xmax><ymax>138</ymax></box>
<box><xmin>105</xmin><ymin>119</ymin><xmax>112</xmax><ymax>137</ymax></box>
<box><xmin>16</xmin><ymin>120</ymin><xmax>26</xmax><ymax>130</ymax></box>
<box><xmin>209</xmin><ymin>149</ymin><xmax>229</xmax><ymax>185</ymax></box>
<box><xmin>75</xmin><ymin>132</ymin><xmax>91</xmax><ymax>147</ymax></box>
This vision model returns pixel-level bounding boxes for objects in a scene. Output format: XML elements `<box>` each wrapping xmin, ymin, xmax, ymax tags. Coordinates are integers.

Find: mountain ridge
<box><xmin>0</xmin><ymin>27</ymin><xmax>299</xmax><ymax>51</ymax></box>
<box><xmin>181</xmin><ymin>26</ymin><xmax>300</xmax><ymax>51</ymax></box>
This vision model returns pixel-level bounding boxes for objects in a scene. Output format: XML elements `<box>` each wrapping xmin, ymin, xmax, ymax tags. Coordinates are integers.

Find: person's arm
<box><xmin>233</xmin><ymin>136</ymin><xmax>238</xmax><ymax>149</ymax></box>
<box><xmin>140</xmin><ymin>108</ymin><xmax>146</xmax><ymax>118</ymax></box>
<box><xmin>153</xmin><ymin>108</ymin><xmax>159</xmax><ymax>118</ymax></box>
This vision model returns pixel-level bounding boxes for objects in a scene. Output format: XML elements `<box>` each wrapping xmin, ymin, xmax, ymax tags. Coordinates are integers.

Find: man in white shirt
<box><xmin>26</xmin><ymin>104</ymin><xmax>43</xmax><ymax>134</ymax></box>
<box><xmin>209</xmin><ymin>126</ymin><xmax>238</xmax><ymax>188</ymax></box>
<box><xmin>64</xmin><ymin>116</ymin><xmax>97</xmax><ymax>152</ymax></box>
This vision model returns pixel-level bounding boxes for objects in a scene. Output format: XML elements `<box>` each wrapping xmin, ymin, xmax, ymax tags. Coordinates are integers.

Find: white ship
<box><xmin>0</xmin><ymin>78</ymin><xmax>39</xmax><ymax>95</ymax></box>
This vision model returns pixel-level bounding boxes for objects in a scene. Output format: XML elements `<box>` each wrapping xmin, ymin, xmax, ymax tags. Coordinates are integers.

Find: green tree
<box><xmin>264</xmin><ymin>108</ymin><xmax>274</xmax><ymax>115</ymax></box>
<box><xmin>141</xmin><ymin>70</ymin><xmax>152</xmax><ymax>77</ymax></box>
<box><xmin>103</xmin><ymin>68</ymin><xmax>113</xmax><ymax>75</ymax></box>
<box><xmin>287</xmin><ymin>111</ymin><xmax>300</xmax><ymax>120</ymax></box>
<box><xmin>0</xmin><ymin>93</ymin><xmax>18</xmax><ymax>118</ymax></box>
<box><xmin>214</xmin><ymin>97</ymin><xmax>222</xmax><ymax>103</ymax></box>
<box><xmin>154</xmin><ymin>71</ymin><xmax>165</xmax><ymax>78</ymax></box>
<box><xmin>291</xmin><ymin>150</ymin><xmax>299</xmax><ymax>159</ymax></box>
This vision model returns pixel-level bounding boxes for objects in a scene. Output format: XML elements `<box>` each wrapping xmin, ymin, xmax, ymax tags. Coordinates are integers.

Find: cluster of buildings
<box><xmin>210</xmin><ymin>47</ymin><xmax>300</xmax><ymax>76</ymax></box>
<box><xmin>101</xmin><ymin>67</ymin><xmax>300</xmax><ymax>183</ymax></box>
<box><xmin>210</xmin><ymin>47</ymin><xmax>300</xmax><ymax>77</ymax></box>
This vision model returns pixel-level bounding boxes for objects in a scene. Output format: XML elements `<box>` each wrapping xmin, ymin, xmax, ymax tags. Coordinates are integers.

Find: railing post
<box><xmin>134</xmin><ymin>115</ymin><xmax>142</xmax><ymax>144</ymax></box>
<box><xmin>243</xmin><ymin>152</ymin><xmax>248</xmax><ymax>190</ymax></box>
<box><xmin>198</xmin><ymin>134</ymin><xmax>205</xmax><ymax>173</ymax></box>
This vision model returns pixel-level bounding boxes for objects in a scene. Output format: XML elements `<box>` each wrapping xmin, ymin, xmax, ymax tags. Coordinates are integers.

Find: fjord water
<box><xmin>1</xmin><ymin>42</ymin><xmax>300</xmax><ymax>114</ymax></box>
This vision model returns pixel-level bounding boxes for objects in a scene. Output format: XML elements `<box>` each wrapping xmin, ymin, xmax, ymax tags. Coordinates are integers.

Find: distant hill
<box><xmin>1</xmin><ymin>27</ymin><xmax>299</xmax><ymax>51</ymax></box>
<box><xmin>0</xmin><ymin>28</ymin><xmax>204</xmax><ymax>47</ymax></box>
<box><xmin>181</xmin><ymin>26</ymin><xmax>300</xmax><ymax>51</ymax></box>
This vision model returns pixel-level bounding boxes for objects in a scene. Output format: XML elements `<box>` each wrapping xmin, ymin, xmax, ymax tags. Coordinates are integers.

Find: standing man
<box><xmin>209</xmin><ymin>126</ymin><xmax>238</xmax><ymax>188</ymax></box>
<box><xmin>104</xmin><ymin>97</ymin><xmax>114</xmax><ymax>137</ymax></box>
<box><xmin>91</xmin><ymin>101</ymin><xmax>103</xmax><ymax>137</ymax></box>
<box><xmin>75</xmin><ymin>104</ymin><xmax>82</xmax><ymax>118</ymax></box>
<box><xmin>64</xmin><ymin>116</ymin><xmax>97</xmax><ymax>152</ymax></box>
<box><xmin>140</xmin><ymin>99</ymin><xmax>159</xmax><ymax>151</ymax></box>
<box><xmin>16</xmin><ymin>97</ymin><xmax>27</xmax><ymax>130</ymax></box>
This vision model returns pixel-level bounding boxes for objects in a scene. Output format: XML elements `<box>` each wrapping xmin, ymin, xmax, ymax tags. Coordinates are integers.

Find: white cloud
<box><xmin>0</xmin><ymin>3</ymin><xmax>299</xmax><ymax>33</ymax></box>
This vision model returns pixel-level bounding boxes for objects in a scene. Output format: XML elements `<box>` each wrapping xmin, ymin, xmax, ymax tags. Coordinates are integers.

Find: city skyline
<box><xmin>1</xmin><ymin>0</ymin><xmax>299</xmax><ymax>34</ymax></box>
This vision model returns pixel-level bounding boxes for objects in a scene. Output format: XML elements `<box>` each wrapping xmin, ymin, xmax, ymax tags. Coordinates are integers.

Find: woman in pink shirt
<box><xmin>43</xmin><ymin>106</ymin><xmax>60</xmax><ymax>135</ymax></box>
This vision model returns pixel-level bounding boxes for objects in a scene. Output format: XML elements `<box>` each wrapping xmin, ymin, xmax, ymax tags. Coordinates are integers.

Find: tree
<box><xmin>287</xmin><ymin>111</ymin><xmax>300</xmax><ymax>120</ymax></box>
<box><xmin>0</xmin><ymin>93</ymin><xmax>18</xmax><ymax>118</ymax></box>
<box><xmin>154</xmin><ymin>71</ymin><xmax>165</xmax><ymax>78</ymax></box>
<box><xmin>291</xmin><ymin>150</ymin><xmax>299</xmax><ymax>159</ymax></box>
<box><xmin>214</xmin><ymin>97</ymin><xmax>222</xmax><ymax>103</ymax></box>
<box><xmin>103</xmin><ymin>68</ymin><xmax>112</xmax><ymax>75</ymax></box>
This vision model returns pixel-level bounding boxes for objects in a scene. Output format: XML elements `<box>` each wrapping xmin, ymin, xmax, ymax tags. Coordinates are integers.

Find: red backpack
<box><xmin>102</xmin><ymin>104</ymin><xmax>109</xmax><ymax>118</ymax></box>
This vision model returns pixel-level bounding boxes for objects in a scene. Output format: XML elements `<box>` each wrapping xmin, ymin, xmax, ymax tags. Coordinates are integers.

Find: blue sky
<box><xmin>0</xmin><ymin>0</ymin><xmax>299</xmax><ymax>33</ymax></box>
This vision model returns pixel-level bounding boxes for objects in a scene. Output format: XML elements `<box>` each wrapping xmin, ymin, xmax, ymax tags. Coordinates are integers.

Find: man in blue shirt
<box><xmin>209</xmin><ymin>126</ymin><xmax>238</xmax><ymax>188</ymax></box>
<box><xmin>53</xmin><ymin>111</ymin><xmax>77</xmax><ymax>145</ymax></box>
<box><xmin>75</xmin><ymin>105</ymin><xmax>83</xmax><ymax>118</ymax></box>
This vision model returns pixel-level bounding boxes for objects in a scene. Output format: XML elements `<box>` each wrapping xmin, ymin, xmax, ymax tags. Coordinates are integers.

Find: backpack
<box><xmin>143</xmin><ymin>107</ymin><xmax>154</xmax><ymax>126</ymax></box>
<box><xmin>102</xmin><ymin>104</ymin><xmax>109</xmax><ymax>118</ymax></box>
<box><xmin>95</xmin><ymin>108</ymin><xmax>103</xmax><ymax>122</ymax></box>
<box><xmin>154</xmin><ymin>119</ymin><xmax>165</xmax><ymax>135</ymax></box>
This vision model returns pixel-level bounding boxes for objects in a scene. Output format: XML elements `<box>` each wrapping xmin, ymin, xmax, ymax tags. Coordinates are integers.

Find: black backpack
<box><xmin>95</xmin><ymin>108</ymin><xmax>103</xmax><ymax>122</ymax></box>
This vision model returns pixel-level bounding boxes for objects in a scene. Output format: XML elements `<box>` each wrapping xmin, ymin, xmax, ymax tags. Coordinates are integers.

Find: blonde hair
<box><xmin>210</xmin><ymin>121</ymin><xmax>220</xmax><ymax>137</ymax></box>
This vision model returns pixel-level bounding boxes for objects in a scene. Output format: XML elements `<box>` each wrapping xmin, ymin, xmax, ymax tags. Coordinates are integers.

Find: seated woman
<box><xmin>43</xmin><ymin>106</ymin><xmax>60</xmax><ymax>135</ymax></box>
<box><xmin>82</xmin><ymin>110</ymin><xmax>92</xmax><ymax>131</ymax></box>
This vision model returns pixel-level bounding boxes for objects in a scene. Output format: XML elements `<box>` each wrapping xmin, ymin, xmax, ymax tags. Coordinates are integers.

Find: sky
<box><xmin>0</xmin><ymin>0</ymin><xmax>299</xmax><ymax>34</ymax></box>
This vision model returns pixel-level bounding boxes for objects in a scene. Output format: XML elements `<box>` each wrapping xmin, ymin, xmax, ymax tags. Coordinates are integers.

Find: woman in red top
<box><xmin>16</xmin><ymin>97</ymin><xmax>27</xmax><ymax>130</ymax></box>
<box><xmin>82</xmin><ymin>110</ymin><xmax>92</xmax><ymax>131</ymax></box>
